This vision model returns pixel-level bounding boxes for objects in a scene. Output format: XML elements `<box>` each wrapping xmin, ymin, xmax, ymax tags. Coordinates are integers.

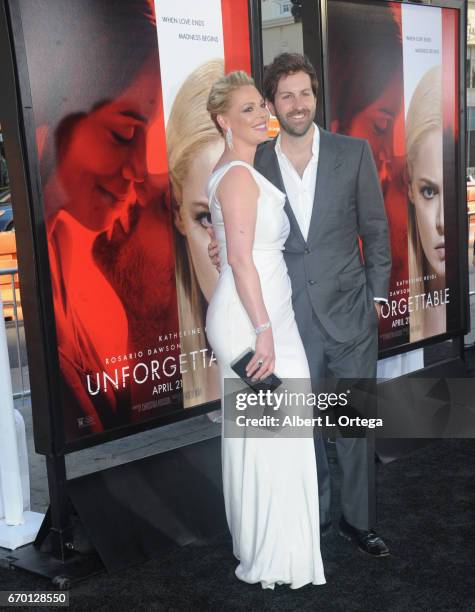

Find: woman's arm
<box><xmin>217</xmin><ymin>165</ymin><xmax>275</xmax><ymax>380</ymax></box>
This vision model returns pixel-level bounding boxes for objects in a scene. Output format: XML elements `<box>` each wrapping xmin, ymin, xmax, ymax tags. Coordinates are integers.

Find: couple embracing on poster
<box><xmin>204</xmin><ymin>53</ymin><xmax>391</xmax><ymax>589</ymax></box>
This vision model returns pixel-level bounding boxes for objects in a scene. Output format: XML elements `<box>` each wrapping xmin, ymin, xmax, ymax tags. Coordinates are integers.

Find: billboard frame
<box><xmin>0</xmin><ymin>0</ymin><xmax>263</xmax><ymax>456</ymax></box>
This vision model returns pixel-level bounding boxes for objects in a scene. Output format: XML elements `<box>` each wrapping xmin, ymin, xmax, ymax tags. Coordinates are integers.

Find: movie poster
<box><xmin>17</xmin><ymin>0</ymin><xmax>250</xmax><ymax>444</ymax></box>
<box><xmin>155</xmin><ymin>0</ymin><xmax>251</xmax><ymax>409</ymax></box>
<box><xmin>326</xmin><ymin>1</ymin><xmax>460</xmax><ymax>353</ymax></box>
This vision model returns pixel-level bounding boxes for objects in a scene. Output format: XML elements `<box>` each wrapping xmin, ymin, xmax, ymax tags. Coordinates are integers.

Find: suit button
<box><xmin>305</xmin><ymin>248</ymin><xmax>310</xmax><ymax>254</ymax></box>
<box><xmin>308</xmin><ymin>280</ymin><xmax>315</xmax><ymax>285</ymax></box>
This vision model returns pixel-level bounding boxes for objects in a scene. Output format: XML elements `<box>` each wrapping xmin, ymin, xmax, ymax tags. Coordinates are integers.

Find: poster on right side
<box><xmin>326</xmin><ymin>0</ymin><xmax>461</xmax><ymax>353</ymax></box>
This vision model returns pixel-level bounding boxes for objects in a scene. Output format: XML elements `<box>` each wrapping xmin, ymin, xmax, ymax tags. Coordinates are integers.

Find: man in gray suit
<box><xmin>210</xmin><ymin>53</ymin><xmax>391</xmax><ymax>556</ymax></box>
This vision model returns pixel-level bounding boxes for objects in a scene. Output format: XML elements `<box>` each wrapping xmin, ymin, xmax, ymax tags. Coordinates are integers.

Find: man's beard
<box><xmin>275</xmin><ymin>108</ymin><xmax>315</xmax><ymax>137</ymax></box>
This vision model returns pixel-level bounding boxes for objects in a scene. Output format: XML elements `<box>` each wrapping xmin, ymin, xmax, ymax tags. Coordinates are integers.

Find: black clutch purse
<box><xmin>230</xmin><ymin>349</ymin><xmax>282</xmax><ymax>393</ymax></box>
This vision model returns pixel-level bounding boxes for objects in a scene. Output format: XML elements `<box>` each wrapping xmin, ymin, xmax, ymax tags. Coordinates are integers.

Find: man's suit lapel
<box><xmin>258</xmin><ymin>139</ymin><xmax>306</xmax><ymax>246</ymax></box>
<box><xmin>306</xmin><ymin>127</ymin><xmax>341</xmax><ymax>250</ymax></box>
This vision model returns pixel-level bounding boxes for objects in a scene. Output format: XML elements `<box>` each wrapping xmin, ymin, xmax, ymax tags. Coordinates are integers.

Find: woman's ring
<box><xmin>257</xmin><ymin>359</ymin><xmax>264</xmax><ymax>366</ymax></box>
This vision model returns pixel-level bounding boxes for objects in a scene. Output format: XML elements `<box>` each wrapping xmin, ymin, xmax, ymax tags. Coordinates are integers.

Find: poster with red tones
<box><xmin>326</xmin><ymin>0</ymin><xmax>462</xmax><ymax>355</ymax></box>
<box><xmin>13</xmin><ymin>0</ymin><xmax>251</xmax><ymax>448</ymax></box>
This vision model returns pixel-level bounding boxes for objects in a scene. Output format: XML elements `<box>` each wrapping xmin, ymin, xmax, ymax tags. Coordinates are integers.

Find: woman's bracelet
<box><xmin>254</xmin><ymin>321</ymin><xmax>271</xmax><ymax>335</ymax></box>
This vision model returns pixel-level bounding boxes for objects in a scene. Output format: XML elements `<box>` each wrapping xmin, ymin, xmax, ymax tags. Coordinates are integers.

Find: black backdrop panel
<box><xmin>67</xmin><ymin>437</ymin><xmax>225</xmax><ymax>572</ymax></box>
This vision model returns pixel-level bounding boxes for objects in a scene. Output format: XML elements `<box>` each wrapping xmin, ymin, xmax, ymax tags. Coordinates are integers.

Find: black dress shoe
<box><xmin>338</xmin><ymin>517</ymin><xmax>390</xmax><ymax>557</ymax></box>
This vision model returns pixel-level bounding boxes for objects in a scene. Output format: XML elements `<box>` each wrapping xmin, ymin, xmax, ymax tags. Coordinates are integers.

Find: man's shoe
<box><xmin>338</xmin><ymin>517</ymin><xmax>390</xmax><ymax>557</ymax></box>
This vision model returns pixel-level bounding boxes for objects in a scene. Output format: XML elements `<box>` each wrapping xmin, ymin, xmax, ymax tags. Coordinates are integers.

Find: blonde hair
<box><xmin>207</xmin><ymin>70</ymin><xmax>255</xmax><ymax>134</ymax></box>
<box><xmin>405</xmin><ymin>65</ymin><xmax>442</xmax><ymax>341</ymax></box>
<box><xmin>168</xmin><ymin>60</ymin><xmax>224</xmax><ymax>202</ymax></box>
<box><xmin>166</xmin><ymin>60</ymin><xmax>224</xmax><ymax>407</ymax></box>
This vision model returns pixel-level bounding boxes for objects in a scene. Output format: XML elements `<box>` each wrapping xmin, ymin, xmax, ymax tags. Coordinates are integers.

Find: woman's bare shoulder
<box><xmin>217</xmin><ymin>163</ymin><xmax>259</xmax><ymax>200</ymax></box>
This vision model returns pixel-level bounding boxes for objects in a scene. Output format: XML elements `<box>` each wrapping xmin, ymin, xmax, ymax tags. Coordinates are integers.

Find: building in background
<box><xmin>261</xmin><ymin>0</ymin><xmax>302</xmax><ymax>65</ymax></box>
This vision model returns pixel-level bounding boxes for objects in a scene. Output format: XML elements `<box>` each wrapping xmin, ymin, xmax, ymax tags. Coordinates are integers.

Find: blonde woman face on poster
<box><xmin>174</xmin><ymin>138</ymin><xmax>224</xmax><ymax>302</ymax></box>
<box><xmin>408</xmin><ymin>126</ymin><xmax>445</xmax><ymax>281</ymax></box>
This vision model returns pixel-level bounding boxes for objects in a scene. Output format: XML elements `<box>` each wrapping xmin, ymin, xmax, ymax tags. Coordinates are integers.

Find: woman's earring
<box><xmin>225</xmin><ymin>127</ymin><xmax>233</xmax><ymax>150</ymax></box>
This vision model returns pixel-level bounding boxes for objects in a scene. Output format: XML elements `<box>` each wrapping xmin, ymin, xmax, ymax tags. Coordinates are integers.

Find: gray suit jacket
<box><xmin>254</xmin><ymin>126</ymin><xmax>391</xmax><ymax>343</ymax></box>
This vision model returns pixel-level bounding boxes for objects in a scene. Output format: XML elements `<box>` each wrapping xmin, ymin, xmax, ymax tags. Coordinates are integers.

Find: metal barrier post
<box><xmin>0</xmin><ymin>267</ymin><xmax>30</xmax><ymax>398</ymax></box>
<box><xmin>10</xmin><ymin>272</ymin><xmax>25</xmax><ymax>394</ymax></box>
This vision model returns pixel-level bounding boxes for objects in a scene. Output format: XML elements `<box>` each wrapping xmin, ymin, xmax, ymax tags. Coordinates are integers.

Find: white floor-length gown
<box><xmin>205</xmin><ymin>161</ymin><xmax>325</xmax><ymax>590</ymax></box>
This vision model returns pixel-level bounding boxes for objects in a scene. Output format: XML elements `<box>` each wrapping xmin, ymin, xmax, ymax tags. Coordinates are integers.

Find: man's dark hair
<box><xmin>263</xmin><ymin>53</ymin><xmax>318</xmax><ymax>103</ymax></box>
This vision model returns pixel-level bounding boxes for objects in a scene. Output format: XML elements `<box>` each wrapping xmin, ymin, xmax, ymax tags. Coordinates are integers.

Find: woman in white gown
<box><xmin>205</xmin><ymin>71</ymin><xmax>325</xmax><ymax>589</ymax></box>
